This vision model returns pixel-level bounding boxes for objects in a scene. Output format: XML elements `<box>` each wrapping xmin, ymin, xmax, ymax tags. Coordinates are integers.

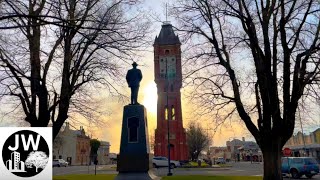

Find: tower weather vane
<box><xmin>164</xmin><ymin>2</ymin><xmax>170</xmax><ymax>24</ymax></box>
<box><xmin>166</xmin><ymin>3</ymin><xmax>168</xmax><ymax>22</ymax></box>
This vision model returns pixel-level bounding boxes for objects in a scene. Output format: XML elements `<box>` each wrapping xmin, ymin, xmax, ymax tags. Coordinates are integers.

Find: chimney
<box><xmin>242</xmin><ymin>137</ymin><xmax>245</xmax><ymax>142</ymax></box>
<box><xmin>65</xmin><ymin>122</ymin><xmax>69</xmax><ymax>129</ymax></box>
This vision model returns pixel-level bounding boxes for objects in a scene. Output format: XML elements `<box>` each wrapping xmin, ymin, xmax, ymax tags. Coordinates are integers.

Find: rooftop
<box><xmin>154</xmin><ymin>22</ymin><xmax>180</xmax><ymax>45</ymax></box>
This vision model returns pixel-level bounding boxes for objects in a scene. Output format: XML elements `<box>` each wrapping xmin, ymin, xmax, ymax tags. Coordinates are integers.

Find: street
<box><xmin>53</xmin><ymin>162</ymin><xmax>320</xmax><ymax>179</ymax></box>
<box><xmin>154</xmin><ymin>162</ymin><xmax>320</xmax><ymax>179</ymax></box>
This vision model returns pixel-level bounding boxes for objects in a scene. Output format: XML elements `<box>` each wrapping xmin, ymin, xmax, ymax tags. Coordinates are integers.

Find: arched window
<box><xmin>171</xmin><ymin>105</ymin><xmax>175</xmax><ymax>120</ymax></box>
<box><xmin>165</xmin><ymin>106</ymin><xmax>168</xmax><ymax>120</ymax></box>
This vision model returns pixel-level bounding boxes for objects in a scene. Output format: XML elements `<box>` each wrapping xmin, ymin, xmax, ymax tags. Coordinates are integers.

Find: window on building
<box><xmin>128</xmin><ymin>117</ymin><xmax>139</xmax><ymax>142</ymax></box>
<box><xmin>171</xmin><ymin>105</ymin><xmax>175</xmax><ymax>120</ymax></box>
<box><xmin>165</xmin><ymin>106</ymin><xmax>168</xmax><ymax>120</ymax></box>
<box><xmin>165</xmin><ymin>49</ymin><xmax>170</xmax><ymax>54</ymax></box>
<box><xmin>171</xmin><ymin>84</ymin><xmax>174</xmax><ymax>92</ymax></box>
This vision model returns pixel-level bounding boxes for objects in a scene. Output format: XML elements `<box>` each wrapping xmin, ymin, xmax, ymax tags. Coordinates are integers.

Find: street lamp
<box><xmin>249</xmin><ymin>149</ymin><xmax>253</xmax><ymax>163</ymax></box>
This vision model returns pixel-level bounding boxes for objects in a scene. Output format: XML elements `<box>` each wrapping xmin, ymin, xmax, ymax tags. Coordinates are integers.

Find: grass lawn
<box><xmin>188</xmin><ymin>161</ymin><xmax>210</xmax><ymax>167</ymax></box>
<box><xmin>162</xmin><ymin>175</ymin><xmax>262</xmax><ymax>180</ymax></box>
<box><xmin>217</xmin><ymin>164</ymin><xmax>233</xmax><ymax>167</ymax></box>
<box><xmin>53</xmin><ymin>174</ymin><xmax>116</xmax><ymax>180</ymax></box>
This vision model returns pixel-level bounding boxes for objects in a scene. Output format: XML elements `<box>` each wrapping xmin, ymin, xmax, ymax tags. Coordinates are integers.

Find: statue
<box><xmin>126</xmin><ymin>62</ymin><xmax>142</xmax><ymax>105</ymax></box>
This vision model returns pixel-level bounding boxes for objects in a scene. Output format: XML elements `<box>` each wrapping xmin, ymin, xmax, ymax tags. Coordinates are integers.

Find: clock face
<box><xmin>159</xmin><ymin>56</ymin><xmax>176</xmax><ymax>79</ymax></box>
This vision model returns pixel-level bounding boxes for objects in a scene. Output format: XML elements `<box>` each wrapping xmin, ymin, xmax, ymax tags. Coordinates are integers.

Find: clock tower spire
<box><xmin>153</xmin><ymin>22</ymin><xmax>188</xmax><ymax>161</ymax></box>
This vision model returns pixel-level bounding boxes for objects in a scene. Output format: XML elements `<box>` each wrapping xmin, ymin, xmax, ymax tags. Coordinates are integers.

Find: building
<box><xmin>209</xmin><ymin>137</ymin><xmax>262</xmax><ymax>162</ymax></box>
<box><xmin>12</xmin><ymin>151</ymin><xmax>20</xmax><ymax>170</ymax></box>
<box><xmin>284</xmin><ymin>128</ymin><xmax>320</xmax><ymax>160</ymax></box>
<box><xmin>53</xmin><ymin>122</ymin><xmax>91</xmax><ymax>165</ymax></box>
<box><xmin>153</xmin><ymin>22</ymin><xmax>188</xmax><ymax>161</ymax></box>
<box><xmin>6</xmin><ymin>152</ymin><xmax>25</xmax><ymax>172</ymax></box>
<box><xmin>226</xmin><ymin>138</ymin><xmax>244</xmax><ymax>161</ymax></box>
<box><xmin>75</xmin><ymin>126</ymin><xmax>91</xmax><ymax>165</ymax></box>
<box><xmin>6</xmin><ymin>160</ymin><xmax>12</xmax><ymax>171</ymax></box>
<box><xmin>238</xmin><ymin>141</ymin><xmax>262</xmax><ymax>162</ymax></box>
<box><xmin>109</xmin><ymin>153</ymin><xmax>117</xmax><ymax>164</ymax></box>
<box><xmin>97</xmin><ymin>141</ymin><xmax>111</xmax><ymax>165</ymax></box>
<box><xmin>209</xmin><ymin>147</ymin><xmax>229</xmax><ymax>160</ymax></box>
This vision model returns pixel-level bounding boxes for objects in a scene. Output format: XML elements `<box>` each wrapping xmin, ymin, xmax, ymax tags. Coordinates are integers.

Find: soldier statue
<box><xmin>126</xmin><ymin>62</ymin><xmax>142</xmax><ymax>105</ymax></box>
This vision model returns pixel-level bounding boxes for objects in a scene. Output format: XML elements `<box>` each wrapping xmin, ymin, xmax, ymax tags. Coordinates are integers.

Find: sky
<box><xmin>90</xmin><ymin>0</ymin><xmax>254</xmax><ymax>152</ymax></box>
<box><xmin>94</xmin><ymin>0</ymin><xmax>319</xmax><ymax>153</ymax></box>
<box><xmin>68</xmin><ymin>0</ymin><xmax>255</xmax><ymax>152</ymax></box>
<box><xmin>0</xmin><ymin>0</ymin><xmax>319</xmax><ymax>153</ymax></box>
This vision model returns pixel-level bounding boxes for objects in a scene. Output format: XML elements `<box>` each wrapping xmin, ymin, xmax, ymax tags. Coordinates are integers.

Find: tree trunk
<box><xmin>52</xmin><ymin>30</ymin><xmax>73</xmax><ymax>140</ymax></box>
<box><xmin>53</xmin><ymin>112</ymin><xmax>68</xmax><ymax>140</ymax></box>
<box><xmin>262</xmin><ymin>139</ymin><xmax>283</xmax><ymax>180</ymax></box>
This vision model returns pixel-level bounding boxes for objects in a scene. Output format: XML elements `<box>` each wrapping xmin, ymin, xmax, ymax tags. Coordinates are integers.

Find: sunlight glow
<box><xmin>142</xmin><ymin>82</ymin><xmax>158</xmax><ymax>114</ymax></box>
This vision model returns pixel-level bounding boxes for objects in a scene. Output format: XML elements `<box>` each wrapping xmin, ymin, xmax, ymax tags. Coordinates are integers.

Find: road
<box><xmin>53</xmin><ymin>162</ymin><xmax>320</xmax><ymax>179</ymax></box>
<box><xmin>154</xmin><ymin>162</ymin><xmax>319</xmax><ymax>179</ymax></box>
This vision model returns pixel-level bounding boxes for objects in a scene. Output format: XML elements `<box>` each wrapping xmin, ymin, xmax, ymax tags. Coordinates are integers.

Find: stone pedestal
<box><xmin>114</xmin><ymin>171</ymin><xmax>160</xmax><ymax>180</ymax></box>
<box><xmin>117</xmin><ymin>105</ymin><xmax>150</xmax><ymax>173</ymax></box>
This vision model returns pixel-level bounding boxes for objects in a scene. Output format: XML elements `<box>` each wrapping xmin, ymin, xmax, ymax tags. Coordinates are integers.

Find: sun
<box><xmin>142</xmin><ymin>82</ymin><xmax>157</xmax><ymax>114</ymax></box>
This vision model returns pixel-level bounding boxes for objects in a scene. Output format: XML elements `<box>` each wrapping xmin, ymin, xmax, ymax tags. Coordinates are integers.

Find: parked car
<box><xmin>152</xmin><ymin>156</ymin><xmax>181</xmax><ymax>168</ymax></box>
<box><xmin>281</xmin><ymin>157</ymin><xmax>319</xmax><ymax>179</ymax></box>
<box><xmin>216</xmin><ymin>157</ymin><xmax>226</xmax><ymax>164</ymax></box>
<box><xmin>53</xmin><ymin>159</ymin><xmax>68</xmax><ymax>167</ymax></box>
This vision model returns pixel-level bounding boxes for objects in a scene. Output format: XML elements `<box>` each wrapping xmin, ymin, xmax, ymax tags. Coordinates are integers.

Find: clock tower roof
<box><xmin>154</xmin><ymin>22</ymin><xmax>180</xmax><ymax>45</ymax></box>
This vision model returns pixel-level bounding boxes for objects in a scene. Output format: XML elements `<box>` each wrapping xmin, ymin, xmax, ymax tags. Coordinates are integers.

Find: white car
<box><xmin>152</xmin><ymin>156</ymin><xmax>181</xmax><ymax>168</ymax></box>
<box><xmin>53</xmin><ymin>159</ymin><xmax>68</xmax><ymax>167</ymax></box>
<box><xmin>216</xmin><ymin>157</ymin><xmax>226</xmax><ymax>164</ymax></box>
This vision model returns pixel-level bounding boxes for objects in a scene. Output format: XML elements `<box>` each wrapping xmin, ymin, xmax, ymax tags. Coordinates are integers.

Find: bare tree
<box><xmin>0</xmin><ymin>0</ymin><xmax>150</xmax><ymax>139</ymax></box>
<box><xmin>186</xmin><ymin>122</ymin><xmax>210</xmax><ymax>161</ymax></box>
<box><xmin>172</xmin><ymin>0</ymin><xmax>320</xmax><ymax>179</ymax></box>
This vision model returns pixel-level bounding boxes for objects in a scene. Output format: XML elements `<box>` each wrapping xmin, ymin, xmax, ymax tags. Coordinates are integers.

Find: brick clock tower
<box><xmin>153</xmin><ymin>22</ymin><xmax>188</xmax><ymax>161</ymax></box>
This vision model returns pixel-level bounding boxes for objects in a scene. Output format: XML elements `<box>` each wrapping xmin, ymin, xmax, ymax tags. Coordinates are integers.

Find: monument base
<box><xmin>117</xmin><ymin>153</ymin><xmax>149</xmax><ymax>172</ymax></box>
<box><xmin>117</xmin><ymin>104</ymin><xmax>150</xmax><ymax>172</ymax></box>
<box><xmin>115</xmin><ymin>171</ymin><xmax>160</xmax><ymax>180</ymax></box>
